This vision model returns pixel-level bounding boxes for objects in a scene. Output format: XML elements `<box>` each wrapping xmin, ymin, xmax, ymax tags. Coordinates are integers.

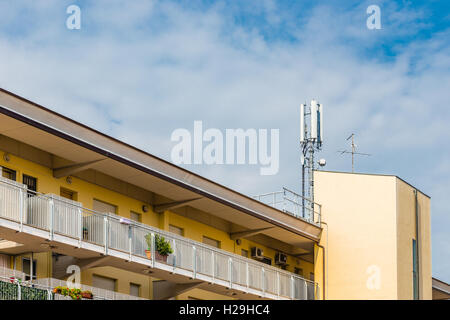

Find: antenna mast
<box><xmin>300</xmin><ymin>100</ymin><xmax>323</xmax><ymax>220</ymax></box>
<box><xmin>338</xmin><ymin>133</ymin><xmax>371</xmax><ymax>173</ymax></box>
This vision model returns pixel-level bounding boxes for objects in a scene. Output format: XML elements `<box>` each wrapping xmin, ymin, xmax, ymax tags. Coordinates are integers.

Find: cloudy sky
<box><xmin>0</xmin><ymin>0</ymin><xmax>448</xmax><ymax>282</ymax></box>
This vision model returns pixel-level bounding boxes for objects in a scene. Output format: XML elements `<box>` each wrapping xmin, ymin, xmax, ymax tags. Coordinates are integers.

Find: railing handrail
<box><xmin>0</xmin><ymin>179</ymin><xmax>318</xmax><ymax>297</ymax></box>
<box><xmin>252</xmin><ymin>188</ymin><xmax>322</xmax><ymax>226</ymax></box>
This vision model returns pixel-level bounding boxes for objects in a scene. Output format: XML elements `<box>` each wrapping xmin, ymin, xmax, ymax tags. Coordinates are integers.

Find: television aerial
<box><xmin>338</xmin><ymin>133</ymin><xmax>371</xmax><ymax>173</ymax></box>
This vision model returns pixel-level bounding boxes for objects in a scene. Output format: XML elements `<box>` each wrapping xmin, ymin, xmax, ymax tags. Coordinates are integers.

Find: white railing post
<box><xmin>277</xmin><ymin>271</ymin><xmax>280</xmax><ymax>298</ymax></box>
<box><xmin>228</xmin><ymin>257</ymin><xmax>232</xmax><ymax>288</ymax></box>
<box><xmin>318</xmin><ymin>205</ymin><xmax>322</xmax><ymax>226</ymax></box>
<box><xmin>128</xmin><ymin>226</ymin><xmax>132</xmax><ymax>261</ymax></box>
<box><xmin>19</xmin><ymin>188</ymin><xmax>24</xmax><ymax>231</ymax></box>
<box><xmin>49</xmin><ymin>198</ymin><xmax>54</xmax><ymax>240</ymax></box>
<box><xmin>304</xmin><ymin>280</ymin><xmax>308</xmax><ymax>300</ymax></box>
<box><xmin>151</xmin><ymin>232</ymin><xmax>155</xmax><ymax>268</ymax></box>
<box><xmin>261</xmin><ymin>267</ymin><xmax>265</xmax><ymax>296</ymax></box>
<box><xmin>246</xmin><ymin>262</ymin><xmax>249</xmax><ymax>292</ymax></box>
<box><xmin>211</xmin><ymin>251</ymin><xmax>215</xmax><ymax>280</ymax></box>
<box><xmin>290</xmin><ymin>276</ymin><xmax>294</xmax><ymax>300</ymax></box>
<box><xmin>78</xmin><ymin>208</ymin><xmax>82</xmax><ymax>247</ymax></box>
<box><xmin>192</xmin><ymin>246</ymin><xmax>197</xmax><ymax>279</ymax></box>
<box><xmin>17</xmin><ymin>281</ymin><xmax>21</xmax><ymax>300</ymax></box>
<box><xmin>103</xmin><ymin>216</ymin><xmax>108</xmax><ymax>255</ymax></box>
<box><xmin>172</xmin><ymin>239</ymin><xmax>176</xmax><ymax>268</ymax></box>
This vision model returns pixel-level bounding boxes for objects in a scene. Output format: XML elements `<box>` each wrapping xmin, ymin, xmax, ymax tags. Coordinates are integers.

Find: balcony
<box><xmin>253</xmin><ymin>188</ymin><xmax>321</xmax><ymax>226</ymax></box>
<box><xmin>0</xmin><ymin>266</ymin><xmax>146</xmax><ymax>300</ymax></box>
<box><xmin>0</xmin><ymin>177</ymin><xmax>318</xmax><ymax>300</ymax></box>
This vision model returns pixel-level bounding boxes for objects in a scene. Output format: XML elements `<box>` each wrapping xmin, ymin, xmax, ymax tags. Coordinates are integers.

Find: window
<box><xmin>130</xmin><ymin>211</ymin><xmax>141</xmax><ymax>223</ymax></box>
<box><xmin>92</xmin><ymin>275</ymin><xmax>116</xmax><ymax>292</ymax></box>
<box><xmin>22</xmin><ymin>258</ymin><xmax>37</xmax><ymax>281</ymax></box>
<box><xmin>60</xmin><ymin>187</ymin><xmax>77</xmax><ymax>201</ymax></box>
<box><xmin>241</xmin><ymin>249</ymin><xmax>248</xmax><ymax>258</ymax></box>
<box><xmin>1</xmin><ymin>166</ymin><xmax>16</xmax><ymax>181</ymax></box>
<box><xmin>294</xmin><ymin>267</ymin><xmax>303</xmax><ymax>276</ymax></box>
<box><xmin>93</xmin><ymin>199</ymin><xmax>117</xmax><ymax>214</ymax></box>
<box><xmin>169</xmin><ymin>225</ymin><xmax>184</xmax><ymax>236</ymax></box>
<box><xmin>130</xmin><ymin>283</ymin><xmax>140</xmax><ymax>297</ymax></box>
<box><xmin>413</xmin><ymin>239</ymin><xmax>419</xmax><ymax>300</ymax></box>
<box><xmin>0</xmin><ymin>254</ymin><xmax>9</xmax><ymax>268</ymax></box>
<box><xmin>309</xmin><ymin>273</ymin><xmax>315</xmax><ymax>281</ymax></box>
<box><xmin>23</xmin><ymin>174</ymin><xmax>37</xmax><ymax>196</ymax></box>
<box><xmin>202</xmin><ymin>236</ymin><xmax>220</xmax><ymax>248</ymax></box>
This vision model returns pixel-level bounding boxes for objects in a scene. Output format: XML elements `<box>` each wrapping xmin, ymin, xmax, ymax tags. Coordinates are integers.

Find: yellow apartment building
<box><xmin>314</xmin><ymin>171</ymin><xmax>432</xmax><ymax>300</ymax></box>
<box><xmin>0</xmin><ymin>88</ymin><xmax>432</xmax><ymax>300</ymax></box>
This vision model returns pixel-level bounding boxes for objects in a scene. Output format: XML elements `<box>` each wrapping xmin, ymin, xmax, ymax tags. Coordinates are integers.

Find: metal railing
<box><xmin>0</xmin><ymin>177</ymin><xmax>318</xmax><ymax>300</ymax></box>
<box><xmin>0</xmin><ymin>266</ymin><xmax>145</xmax><ymax>300</ymax></box>
<box><xmin>253</xmin><ymin>188</ymin><xmax>321</xmax><ymax>226</ymax></box>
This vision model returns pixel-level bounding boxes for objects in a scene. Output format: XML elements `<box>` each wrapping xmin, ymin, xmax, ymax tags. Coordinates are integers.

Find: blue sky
<box><xmin>0</xmin><ymin>0</ymin><xmax>448</xmax><ymax>283</ymax></box>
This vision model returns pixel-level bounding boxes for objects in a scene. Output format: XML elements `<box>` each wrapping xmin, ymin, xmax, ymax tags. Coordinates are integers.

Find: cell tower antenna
<box><xmin>338</xmin><ymin>133</ymin><xmax>371</xmax><ymax>173</ymax></box>
<box><xmin>300</xmin><ymin>100</ymin><xmax>324</xmax><ymax>220</ymax></box>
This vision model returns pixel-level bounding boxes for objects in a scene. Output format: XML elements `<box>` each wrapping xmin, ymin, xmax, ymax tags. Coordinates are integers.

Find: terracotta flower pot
<box><xmin>155</xmin><ymin>252</ymin><xmax>168</xmax><ymax>263</ymax></box>
<box><xmin>145</xmin><ymin>250</ymin><xmax>151</xmax><ymax>259</ymax></box>
<box><xmin>81</xmin><ymin>292</ymin><xmax>93</xmax><ymax>299</ymax></box>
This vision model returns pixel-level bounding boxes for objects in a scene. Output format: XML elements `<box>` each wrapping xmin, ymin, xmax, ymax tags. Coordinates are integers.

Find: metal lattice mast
<box><xmin>300</xmin><ymin>100</ymin><xmax>323</xmax><ymax>219</ymax></box>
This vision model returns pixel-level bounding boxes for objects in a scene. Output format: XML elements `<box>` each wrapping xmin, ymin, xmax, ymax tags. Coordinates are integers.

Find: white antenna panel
<box><xmin>319</xmin><ymin>103</ymin><xmax>323</xmax><ymax>143</ymax></box>
<box><xmin>300</xmin><ymin>104</ymin><xmax>305</xmax><ymax>143</ymax></box>
<box><xmin>310</xmin><ymin>100</ymin><xmax>317</xmax><ymax>140</ymax></box>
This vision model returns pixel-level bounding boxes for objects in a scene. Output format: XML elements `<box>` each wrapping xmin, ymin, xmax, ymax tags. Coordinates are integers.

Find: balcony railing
<box><xmin>253</xmin><ymin>188</ymin><xmax>321</xmax><ymax>226</ymax></box>
<box><xmin>0</xmin><ymin>177</ymin><xmax>318</xmax><ymax>300</ymax></box>
<box><xmin>0</xmin><ymin>266</ymin><xmax>145</xmax><ymax>300</ymax></box>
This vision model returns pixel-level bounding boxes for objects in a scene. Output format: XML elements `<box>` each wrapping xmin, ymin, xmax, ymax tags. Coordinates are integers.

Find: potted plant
<box><xmin>81</xmin><ymin>290</ymin><xmax>93</xmax><ymax>299</ymax></box>
<box><xmin>53</xmin><ymin>286</ymin><xmax>62</xmax><ymax>294</ymax></box>
<box><xmin>52</xmin><ymin>286</ymin><xmax>85</xmax><ymax>300</ymax></box>
<box><xmin>82</xmin><ymin>227</ymin><xmax>89</xmax><ymax>239</ymax></box>
<box><xmin>144</xmin><ymin>233</ymin><xmax>152</xmax><ymax>259</ymax></box>
<box><xmin>144</xmin><ymin>233</ymin><xmax>174</xmax><ymax>262</ymax></box>
<box><xmin>155</xmin><ymin>235</ymin><xmax>173</xmax><ymax>262</ymax></box>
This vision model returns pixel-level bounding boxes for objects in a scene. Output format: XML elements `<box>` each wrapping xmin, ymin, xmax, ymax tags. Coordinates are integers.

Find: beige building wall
<box><xmin>314</xmin><ymin>171</ymin><xmax>431</xmax><ymax>300</ymax></box>
<box><xmin>396</xmin><ymin>179</ymin><xmax>432</xmax><ymax>299</ymax></box>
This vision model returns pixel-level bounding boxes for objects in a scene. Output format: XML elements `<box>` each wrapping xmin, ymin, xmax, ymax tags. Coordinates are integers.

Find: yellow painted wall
<box><xmin>314</xmin><ymin>243</ymin><xmax>324</xmax><ymax>300</ymax></box>
<box><xmin>176</xmin><ymin>288</ymin><xmax>235</xmax><ymax>300</ymax></box>
<box><xmin>79</xmin><ymin>266</ymin><xmax>153</xmax><ymax>299</ymax></box>
<box><xmin>12</xmin><ymin>252</ymin><xmax>52</xmax><ymax>279</ymax></box>
<box><xmin>314</xmin><ymin>171</ymin><xmax>399</xmax><ymax>299</ymax></box>
<box><xmin>396</xmin><ymin>180</ymin><xmax>432</xmax><ymax>300</ymax></box>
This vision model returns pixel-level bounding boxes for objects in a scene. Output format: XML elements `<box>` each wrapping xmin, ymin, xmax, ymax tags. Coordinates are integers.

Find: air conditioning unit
<box><xmin>275</xmin><ymin>252</ymin><xmax>288</xmax><ymax>265</ymax></box>
<box><xmin>251</xmin><ymin>247</ymin><xmax>264</xmax><ymax>260</ymax></box>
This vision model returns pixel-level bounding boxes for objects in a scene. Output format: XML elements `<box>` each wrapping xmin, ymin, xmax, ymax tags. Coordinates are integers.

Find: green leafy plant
<box><xmin>144</xmin><ymin>233</ymin><xmax>152</xmax><ymax>251</ymax></box>
<box><xmin>0</xmin><ymin>281</ymin><xmax>49</xmax><ymax>300</ymax></box>
<box><xmin>144</xmin><ymin>233</ymin><xmax>173</xmax><ymax>256</ymax></box>
<box><xmin>155</xmin><ymin>235</ymin><xmax>173</xmax><ymax>256</ymax></box>
<box><xmin>52</xmin><ymin>286</ymin><xmax>92</xmax><ymax>300</ymax></box>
